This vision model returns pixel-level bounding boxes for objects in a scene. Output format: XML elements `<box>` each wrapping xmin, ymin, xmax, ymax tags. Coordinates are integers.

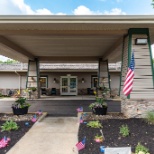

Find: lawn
<box><xmin>78</xmin><ymin>114</ymin><xmax>154</xmax><ymax>154</ymax></box>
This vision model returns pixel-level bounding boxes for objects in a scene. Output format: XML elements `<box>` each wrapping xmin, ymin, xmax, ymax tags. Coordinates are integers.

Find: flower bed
<box><xmin>0</xmin><ymin>113</ymin><xmax>41</xmax><ymax>154</ymax></box>
<box><xmin>78</xmin><ymin>113</ymin><xmax>154</xmax><ymax>154</ymax></box>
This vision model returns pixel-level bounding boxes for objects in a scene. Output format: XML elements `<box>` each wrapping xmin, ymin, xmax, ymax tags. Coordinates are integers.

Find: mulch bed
<box><xmin>78</xmin><ymin>114</ymin><xmax>154</xmax><ymax>154</ymax></box>
<box><xmin>0</xmin><ymin>113</ymin><xmax>40</xmax><ymax>154</ymax></box>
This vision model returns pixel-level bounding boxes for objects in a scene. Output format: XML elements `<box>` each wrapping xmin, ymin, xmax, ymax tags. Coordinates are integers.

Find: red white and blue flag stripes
<box><xmin>76</xmin><ymin>137</ymin><xmax>86</xmax><ymax>151</ymax></box>
<box><xmin>123</xmin><ymin>51</ymin><xmax>135</xmax><ymax>96</ymax></box>
<box><xmin>0</xmin><ymin>136</ymin><xmax>10</xmax><ymax>148</ymax></box>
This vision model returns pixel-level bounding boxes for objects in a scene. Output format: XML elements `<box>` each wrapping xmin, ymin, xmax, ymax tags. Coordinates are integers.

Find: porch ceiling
<box><xmin>0</xmin><ymin>15</ymin><xmax>154</xmax><ymax>63</ymax></box>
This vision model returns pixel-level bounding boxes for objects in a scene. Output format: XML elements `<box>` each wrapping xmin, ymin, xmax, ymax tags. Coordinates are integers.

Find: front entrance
<box><xmin>60</xmin><ymin>75</ymin><xmax>78</xmax><ymax>95</ymax></box>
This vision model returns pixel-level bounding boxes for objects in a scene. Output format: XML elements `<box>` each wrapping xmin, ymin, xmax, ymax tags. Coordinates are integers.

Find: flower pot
<box><xmin>93</xmin><ymin>107</ymin><xmax>107</xmax><ymax>115</ymax></box>
<box><xmin>12</xmin><ymin>106</ymin><xmax>29</xmax><ymax>115</ymax></box>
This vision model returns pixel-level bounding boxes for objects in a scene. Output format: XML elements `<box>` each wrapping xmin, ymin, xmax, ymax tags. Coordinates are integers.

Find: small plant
<box><xmin>135</xmin><ymin>143</ymin><xmax>150</xmax><ymax>154</ymax></box>
<box><xmin>1</xmin><ymin>120</ymin><xmax>19</xmax><ymax>132</ymax></box>
<box><xmin>89</xmin><ymin>97</ymin><xmax>107</xmax><ymax>109</ymax></box>
<box><xmin>29</xmin><ymin>87</ymin><xmax>37</xmax><ymax>92</ymax></box>
<box><xmin>94</xmin><ymin>134</ymin><xmax>104</xmax><ymax>142</ymax></box>
<box><xmin>87</xmin><ymin>121</ymin><xmax>103</xmax><ymax>128</ymax></box>
<box><xmin>119</xmin><ymin>124</ymin><xmax>130</xmax><ymax>137</ymax></box>
<box><xmin>144</xmin><ymin>111</ymin><xmax>154</xmax><ymax>125</ymax></box>
<box><xmin>12</xmin><ymin>97</ymin><xmax>30</xmax><ymax>109</ymax></box>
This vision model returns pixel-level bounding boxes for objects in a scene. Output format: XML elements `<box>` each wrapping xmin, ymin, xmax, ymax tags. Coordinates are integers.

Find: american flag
<box><xmin>76</xmin><ymin>107</ymin><xmax>83</xmax><ymax>112</ymax></box>
<box><xmin>76</xmin><ymin>137</ymin><xmax>86</xmax><ymax>151</ymax></box>
<box><xmin>123</xmin><ymin>51</ymin><xmax>135</xmax><ymax>96</ymax></box>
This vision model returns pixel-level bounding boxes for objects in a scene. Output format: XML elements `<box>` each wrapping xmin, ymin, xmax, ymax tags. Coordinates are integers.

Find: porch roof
<box><xmin>0</xmin><ymin>15</ymin><xmax>154</xmax><ymax>63</ymax></box>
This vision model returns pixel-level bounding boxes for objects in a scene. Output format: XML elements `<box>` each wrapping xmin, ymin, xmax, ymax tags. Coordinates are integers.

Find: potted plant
<box><xmin>89</xmin><ymin>97</ymin><xmax>107</xmax><ymax>115</ymax></box>
<box><xmin>12</xmin><ymin>97</ymin><xmax>31</xmax><ymax>115</ymax></box>
<box><xmin>89</xmin><ymin>86</ymin><xmax>109</xmax><ymax>115</ymax></box>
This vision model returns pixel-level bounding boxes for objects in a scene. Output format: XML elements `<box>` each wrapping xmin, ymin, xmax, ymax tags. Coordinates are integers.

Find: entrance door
<box><xmin>60</xmin><ymin>76</ymin><xmax>78</xmax><ymax>95</ymax></box>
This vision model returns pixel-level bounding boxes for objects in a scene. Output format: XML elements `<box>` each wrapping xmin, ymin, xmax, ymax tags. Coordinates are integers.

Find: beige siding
<box><xmin>131</xmin><ymin>34</ymin><xmax>154</xmax><ymax>98</ymax></box>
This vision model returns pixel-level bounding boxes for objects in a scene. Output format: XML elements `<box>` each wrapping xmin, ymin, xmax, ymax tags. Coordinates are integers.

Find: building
<box><xmin>0</xmin><ymin>15</ymin><xmax>154</xmax><ymax>117</ymax></box>
<box><xmin>0</xmin><ymin>62</ymin><xmax>121</xmax><ymax>96</ymax></box>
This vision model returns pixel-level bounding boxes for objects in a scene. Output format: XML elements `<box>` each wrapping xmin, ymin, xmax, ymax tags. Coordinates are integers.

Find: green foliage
<box><xmin>87</xmin><ymin>121</ymin><xmax>103</xmax><ymax>128</ymax></box>
<box><xmin>12</xmin><ymin>97</ymin><xmax>30</xmax><ymax>108</ymax></box>
<box><xmin>94</xmin><ymin>134</ymin><xmax>103</xmax><ymax>140</ymax></box>
<box><xmin>144</xmin><ymin>111</ymin><xmax>154</xmax><ymax>125</ymax></box>
<box><xmin>152</xmin><ymin>0</ymin><xmax>154</xmax><ymax>8</ymax></box>
<box><xmin>119</xmin><ymin>124</ymin><xmax>130</xmax><ymax>137</ymax></box>
<box><xmin>0</xmin><ymin>93</ymin><xmax>2</xmax><ymax>97</ymax></box>
<box><xmin>89</xmin><ymin>97</ymin><xmax>107</xmax><ymax>109</ymax></box>
<box><xmin>28</xmin><ymin>87</ymin><xmax>37</xmax><ymax>92</ymax></box>
<box><xmin>0</xmin><ymin>59</ymin><xmax>18</xmax><ymax>64</ymax></box>
<box><xmin>135</xmin><ymin>143</ymin><xmax>149</xmax><ymax>154</ymax></box>
<box><xmin>1</xmin><ymin>120</ymin><xmax>19</xmax><ymax>132</ymax></box>
<box><xmin>99</xmin><ymin>86</ymin><xmax>110</xmax><ymax>97</ymax></box>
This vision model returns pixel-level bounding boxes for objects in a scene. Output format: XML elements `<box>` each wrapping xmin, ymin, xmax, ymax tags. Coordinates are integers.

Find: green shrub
<box><xmin>87</xmin><ymin>121</ymin><xmax>103</xmax><ymax>128</ymax></box>
<box><xmin>135</xmin><ymin>143</ymin><xmax>149</xmax><ymax>154</ymax></box>
<box><xmin>119</xmin><ymin>124</ymin><xmax>130</xmax><ymax>137</ymax></box>
<box><xmin>1</xmin><ymin>120</ymin><xmax>19</xmax><ymax>132</ymax></box>
<box><xmin>144</xmin><ymin>111</ymin><xmax>154</xmax><ymax>125</ymax></box>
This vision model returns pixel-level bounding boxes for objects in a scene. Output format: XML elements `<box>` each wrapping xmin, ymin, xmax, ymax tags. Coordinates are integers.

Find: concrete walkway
<box><xmin>7</xmin><ymin>117</ymin><xmax>79</xmax><ymax>154</ymax></box>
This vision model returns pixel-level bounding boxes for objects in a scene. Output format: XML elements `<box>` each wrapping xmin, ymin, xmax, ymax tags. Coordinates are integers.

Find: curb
<box><xmin>37</xmin><ymin>112</ymin><xmax>48</xmax><ymax>122</ymax></box>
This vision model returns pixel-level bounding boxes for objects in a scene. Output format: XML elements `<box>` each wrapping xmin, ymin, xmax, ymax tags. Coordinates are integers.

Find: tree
<box><xmin>0</xmin><ymin>59</ymin><xmax>18</xmax><ymax>64</ymax></box>
<box><xmin>152</xmin><ymin>0</ymin><xmax>154</xmax><ymax>7</ymax></box>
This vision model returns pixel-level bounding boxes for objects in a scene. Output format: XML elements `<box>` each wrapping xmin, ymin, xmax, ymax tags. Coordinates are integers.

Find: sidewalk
<box><xmin>7</xmin><ymin>117</ymin><xmax>79</xmax><ymax>154</ymax></box>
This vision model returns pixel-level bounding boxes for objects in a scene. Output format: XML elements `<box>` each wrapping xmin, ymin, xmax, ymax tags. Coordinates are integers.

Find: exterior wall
<box><xmin>121</xmin><ymin>99</ymin><xmax>154</xmax><ymax>118</ymax></box>
<box><xmin>41</xmin><ymin>72</ymin><xmax>97</xmax><ymax>95</ymax></box>
<box><xmin>110</xmin><ymin>72</ymin><xmax>120</xmax><ymax>96</ymax></box>
<box><xmin>120</xmin><ymin>29</ymin><xmax>154</xmax><ymax>99</ymax></box>
<box><xmin>0</xmin><ymin>71</ymin><xmax>120</xmax><ymax>95</ymax></box>
<box><xmin>0</xmin><ymin>72</ymin><xmax>26</xmax><ymax>95</ymax></box>
<box><xmin>0</xmin><ymin>72</ymin><xmax>26</xmax><ymax>89</ymax></box>
<box><xmin>130</xmin><ymin>34</ymin><xmax>154</xmax><ymax>98</ymax></box>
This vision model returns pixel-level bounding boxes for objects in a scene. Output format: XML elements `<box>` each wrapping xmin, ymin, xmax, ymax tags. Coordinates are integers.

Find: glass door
<box><xmin>61</xmin><ymin>77</ymin><xmax>69</xmax><ymax>95</ymax></box>
<box><xmin>60</xmin><ymin>76</ymin><xmax>78</xmax><ymax>95</ymax></box>
<box><xmin>69</xmin><ymin>77</ymin><xmax>77</xmax><ymax>94</ymax></box>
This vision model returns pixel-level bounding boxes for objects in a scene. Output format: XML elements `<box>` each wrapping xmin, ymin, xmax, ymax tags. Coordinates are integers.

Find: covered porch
<box><xmin>0</xmin><ymin>15</ymin><xmax>154</xmax><ymax>117</ymax></box>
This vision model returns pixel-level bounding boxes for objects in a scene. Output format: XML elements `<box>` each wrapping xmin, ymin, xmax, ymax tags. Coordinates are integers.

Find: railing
<box><xmin>0</xmin><ymin>63</ymin><xmax>121</xmax><ymax>70</ymax></box>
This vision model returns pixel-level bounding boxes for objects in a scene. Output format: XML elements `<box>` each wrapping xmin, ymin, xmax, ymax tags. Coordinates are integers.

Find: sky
<box><xmin>0</xmin><ymin>0</ymin><xmax>154</xmax><ymax>61</ymax></box>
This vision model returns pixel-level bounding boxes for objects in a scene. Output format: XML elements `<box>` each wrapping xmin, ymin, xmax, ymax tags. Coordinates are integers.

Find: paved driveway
<box><xmin>0</xmin><ymin>99</ymin><xmax>121</xmax><ymax>116</ymax></box>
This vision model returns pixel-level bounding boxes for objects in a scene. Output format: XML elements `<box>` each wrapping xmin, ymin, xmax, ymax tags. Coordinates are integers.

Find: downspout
<box><xmin>15</xmin><ymin>71</ymin><xmax>21</xmax><ymax>94</ymax></box>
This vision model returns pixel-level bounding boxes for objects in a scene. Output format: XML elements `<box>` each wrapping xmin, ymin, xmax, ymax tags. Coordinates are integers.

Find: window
<box><xmin>39</xmin><ymin>77</ymin><xmax>48</xmax><ymax>88</ymax></box>
<box><xmin>91</xmin><ymin>75</ymin><xmax>98</xmax><ymax>88</ymax></box>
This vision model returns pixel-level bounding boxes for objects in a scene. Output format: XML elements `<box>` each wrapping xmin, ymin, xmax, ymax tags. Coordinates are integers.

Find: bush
<box><xmin>87</xmin><ymin>121</ymin><xmax>103</xmax><ymax>128</ymax></box>
<box><xmin>135</xmin><ymin>143</ymin><xmax>149</xmax><ymax>154</ymax></box>
<box><xmin>119</xmin><ymin>124</ymin><xmax>130</xmax><ymax>137</ymax></box>
<box><xmin>1</xmin><ymin>120</ymin><xmax>19</xmax><ymax>132</ymax></box>
<box><xmin>144</xmin><ymin>111</ymin><xmax>154</xmax><ymax>125</ymax></box>
<box><xmin>12</xmin><ymin>97</ymin><xmax>30</xmax><ymax>109</ymax></box>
